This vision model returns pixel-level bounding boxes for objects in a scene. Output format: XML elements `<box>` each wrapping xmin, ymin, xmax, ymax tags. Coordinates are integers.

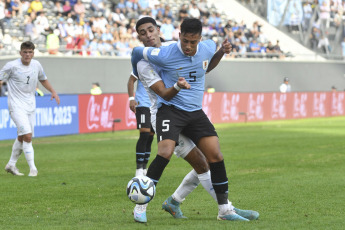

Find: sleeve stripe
<box><xmin>143</xmin><ymin>47</ymin><xmax>149</xmax><ymax>61</ymax></box>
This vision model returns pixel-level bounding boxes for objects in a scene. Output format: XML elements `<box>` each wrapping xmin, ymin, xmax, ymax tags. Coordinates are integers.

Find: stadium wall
<box><xmin>1</xmin><ymin>57</ymin><xmax>345</xmax><ymax>93</ymax></box>
<box><xmin>1</xmin><ymin>92</ymin><xmax>344</xmax><ymax>140</ymax></box>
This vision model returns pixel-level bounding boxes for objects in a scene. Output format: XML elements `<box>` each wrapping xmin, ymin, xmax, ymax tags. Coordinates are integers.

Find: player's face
<box><xmin>179</xmin><ymin>32</ymin><xmax>202</xmax><ymax>56</ymax></box>
<box><xmin>20</xmin><ymin>49</ymin><xmax>34</xmax><ymax>65</ymax></box>
<box><xmin>137</xmin><ymin>23</ymin><xmax>161</xmax><ymax>48</ymax></box>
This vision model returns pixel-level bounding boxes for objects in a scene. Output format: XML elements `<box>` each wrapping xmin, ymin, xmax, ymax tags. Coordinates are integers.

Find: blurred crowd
<box><xmin>0</xmin><ymin>0</ymin><xmax>287</xmax><ymax>58</ymax></box>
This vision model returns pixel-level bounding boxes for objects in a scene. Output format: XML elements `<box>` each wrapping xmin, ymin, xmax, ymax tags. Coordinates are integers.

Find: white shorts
<box><xmin>10</xmin><ymin>109</ymin><xmax>35</xmax><ymax>136</ymax></box>
<box><xmin>151</xmin><ymin>117</ymin><xmax>195</xmax><ymax>159</ymax></box>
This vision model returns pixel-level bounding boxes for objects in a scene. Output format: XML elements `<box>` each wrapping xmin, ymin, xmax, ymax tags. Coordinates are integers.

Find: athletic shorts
<box><xmin>135</xmin><ymin>107</ymin><xmax>151</xmax><ymax>129</ymax></box>
<box><xmin>156</xmin><ymin>104</ymin><xmax>218</xmax><ymax>145</ymax></box>
<box><xmin>151</xmin><ymin>114</ymin><xmax>195</xmax><ymax>159</ymax></box>
<box><xmin>10</xmin><ymin>109</ymin><xmax>35</xmax><ymax>136</ymax></box>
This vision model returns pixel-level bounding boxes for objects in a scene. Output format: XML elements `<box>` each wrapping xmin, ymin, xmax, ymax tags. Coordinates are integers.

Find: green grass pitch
<box><xmin>0</xmin><ymin>117</ymin><xmax>344</xmax><ymax>230</ymax></box>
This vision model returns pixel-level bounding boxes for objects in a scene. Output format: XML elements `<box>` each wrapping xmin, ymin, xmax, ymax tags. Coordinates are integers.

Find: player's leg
<box><xmin>5</xmin><ymin>137</ymin><xmax>24</xmax><ymax>176</ymax></box>
<box><xmin>22</xmin><ymin>111</ymin><xmax>38</xmax><ymax>176</ymax></box>
<box><xmin>143</xmin><ymin>128</ymin><xmax>154</xmax><ymax>176</ymax></box>
<box><xmin>183</xmin><ymin>111</ymin><xmax>248</xmax><ymax>221</ymax></box>
<box><xmin>135</xmin><ymin>107</ymin><xmax>151</xmax><ymax>176</ymax></box>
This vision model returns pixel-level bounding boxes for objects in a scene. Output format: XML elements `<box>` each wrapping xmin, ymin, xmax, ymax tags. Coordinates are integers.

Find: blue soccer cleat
<box><xmin>217</xmin><ymin>209</ymin><xmax>249</xmax><ymax>221</ymax></box>
<box><xmin>133</xmin><ymin>204</ymin><xmax>147</xmax><ymax>223</ymax></box>
<box><xmin>162</xmin><ymin>196</ymin><xmax>187</xmax><ymax>219</ymax></box>
<box><xmin>234</xmin><ymin>207</ymin><xmax>260</xmax><ymax>220</ymax></box>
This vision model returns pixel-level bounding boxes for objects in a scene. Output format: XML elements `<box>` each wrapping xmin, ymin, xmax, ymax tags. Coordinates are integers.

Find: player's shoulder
<box><xmin>5</xmin><ymin>58</ymin><xmax>21</xmax><ymax>67</ymax></box>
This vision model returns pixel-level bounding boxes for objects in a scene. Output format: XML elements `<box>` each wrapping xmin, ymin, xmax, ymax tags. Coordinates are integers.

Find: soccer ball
<box><xmin>126</xmin><ymin>175</ymin><xmax>156</xmax><ymax>204</ymax></box>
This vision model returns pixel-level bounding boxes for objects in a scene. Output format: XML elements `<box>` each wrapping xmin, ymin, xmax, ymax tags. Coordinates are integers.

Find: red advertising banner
<box><xmin>202</xmin><ymin>92</ymin><xmax>345</xmax><ymax>124</ymax></box>
<box><xmin>79</xmin><ymin>92</ymin><xmax>345</xmax><ymax>133</ymax></box>
<box><xmin>79</xmin><ymin>94</ymin><xmax>136</xmax><ymax>133</ymax></box>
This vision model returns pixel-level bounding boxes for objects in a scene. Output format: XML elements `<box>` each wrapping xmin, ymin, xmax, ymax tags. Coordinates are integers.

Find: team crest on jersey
<box><xmin>202</xmin><ymin>60</ymin><xmax>209</xmax><ymax>70</ymax></box>
<box><xmin>151</xmin><ymin>48</ymin><xmax>160</xmax><ymax>56</ymax></box>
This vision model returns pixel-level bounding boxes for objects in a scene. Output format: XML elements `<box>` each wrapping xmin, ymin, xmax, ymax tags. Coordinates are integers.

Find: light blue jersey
<box><xmin>134</xmin><ymin>78</ymin><xmax>151</xmax><ymax>108</ymax></box>
<box><xmin>131</xmin><ymin>40</ymin><xmax>216</xmax><ymax>112</ymax></box>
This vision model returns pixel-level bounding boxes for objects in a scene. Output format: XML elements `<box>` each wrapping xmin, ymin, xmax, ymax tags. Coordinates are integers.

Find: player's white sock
<box><xmin>23</xmin><ymin>141</ymin><xmax>37</xmax><ymax>171</ymax></box>
<box><xmin>172</xmin><ymin>169</ymin><xmax>200</xmax><ymax>203</ymax></box>
<box><xmin>197</xmin><ymin>170</ymin><xmax>218</xmax><ymax>202</ymax></box>
<box><xmin>8</xmin><ymin>138</ymin><xmax>23</xmax><ymax>167</ymax></box>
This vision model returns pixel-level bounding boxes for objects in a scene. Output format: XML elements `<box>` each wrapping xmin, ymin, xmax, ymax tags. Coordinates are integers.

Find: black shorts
<box><xmin>156</xmin><ymin>104</ymin><xmax>217</xmax><ymax>145</ymax></box>
<box><xmin>135</xmin><ymin>107</ymin><xmax>151</xmax><ymax>129</ymax></box>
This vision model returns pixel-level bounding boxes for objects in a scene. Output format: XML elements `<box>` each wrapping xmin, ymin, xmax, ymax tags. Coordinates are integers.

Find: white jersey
<box><xmin>132</xmin><ymin>41</ymin><xmax>176</xmax><ymax>125</ymax></box>
<box><xmin>0</xmin><ymin>59</ymin><xmax>47</xmax><ymax>112</ymax></box>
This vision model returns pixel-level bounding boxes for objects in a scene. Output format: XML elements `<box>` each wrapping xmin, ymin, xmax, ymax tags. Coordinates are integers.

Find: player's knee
<box><xmin>157</xmin><ymin>140</ymin><xmax>175</xmax><ymax>160</ymax></box>
<box><xmin>23</xmin><ymin>133</ymin><xmax>32</xmax><ymax>143</ymax></box>
<box><xmin>207</xmin><ymin>152</ymin><xmax>224</xmax><ymax>163</ymax></box>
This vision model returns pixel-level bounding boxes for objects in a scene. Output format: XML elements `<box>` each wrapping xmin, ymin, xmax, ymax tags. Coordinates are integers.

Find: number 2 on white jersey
<box><xmin>26</xmin><ymin>76</ymin><xmax>30</xmax><ymax>84</ymax></box>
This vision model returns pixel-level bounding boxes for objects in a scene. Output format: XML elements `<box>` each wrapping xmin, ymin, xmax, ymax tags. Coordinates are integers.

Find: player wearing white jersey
<box><xmin>0</xmin><ymin>41</ymin><xmax>60</xmax><ymax>177</ymax></box>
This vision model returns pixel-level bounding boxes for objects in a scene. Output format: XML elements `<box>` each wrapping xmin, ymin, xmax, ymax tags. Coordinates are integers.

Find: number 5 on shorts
<box><xmin>162</xmin><ymin>120</ymin><xmax>170</xmax><ymax>132</ymax></box>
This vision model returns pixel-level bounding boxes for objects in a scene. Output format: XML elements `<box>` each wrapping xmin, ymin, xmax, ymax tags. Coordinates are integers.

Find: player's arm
<box><xmin>132</xmin><ymin>46</ymin><xmax>167</xmax><ymax>68</ymax></box>
<box><xmin>150</xmin><ymin>77</ymin><xmax>190</xmax><ymax>101</ymax></box>
<box><xmin>127</xmin><ymin>74</ymin><xmax>138</xmax><ymax>113</ymax></box>
<box><xmin>39</xmin><ymin>79</ymin><xmax>60</xmax><ymax>105</ymax></box>
<box><xmin>137</xmin><ymin>60</ymin><xmax>190</xmax><ymax>101</ymax></box>
<box><xmin>206</xmin><ymin>39</ymin><xmax>232</xmax><ymax>74</ymax></box>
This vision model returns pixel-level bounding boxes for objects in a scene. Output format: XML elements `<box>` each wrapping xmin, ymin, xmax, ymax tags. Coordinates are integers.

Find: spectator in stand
<box><xmin>138</xmin><ymin>0</ymin><xmax>149</xmax><ymax>11</ymax></box>
<box><xmin>101</xmin><ymin>27</ymin><xmax>113</xmax><ymax>42</ymax></box>
<box><xmin>160</xmin><ymin>17</ymin><xmax>174</xmax><ymax>41</ymax></box>
<box><xmin>53</xmin><ymin>1</ymin><xmax>63</xmax><ymax>16</ymax></box>
<box><xmin>35</xmin><ymin>10</ymin><xmax>49</xmax><ymax>32</ymax></box>
<box><xmin>189</xmin><ymin>3</ymin><xmax>200</xmax><ymax>19</ymax></box>
<box><xmin>303</xmin><ymin>2</ymin><xmax>312</xmax><ymax>31</ymax></box>
<box><xmin>74</xmin><ymin>0</ymin><xmax>85</xmax><ymax>21</ymax></box>
<box><xmin>310</xmin><ymin>27</ymin><xmax>320</xmax><ymax>50</ymax></box>
<box><xmin>178</xmin><ymin>4</ymin><xmax>188</xmax><ymax>21</ymax></box>
<box><xmin>116</xmin><ymin>0</ymin><xmax>126</xmax><ymax>14</ymax></box>
<box><xmin>125</xmin><ymin>0</ymin><xmax>138</xmax><ymax>18</ymax></box>
<box><xmin>0</xmin><ymin>0</ymin><xmax>5</xmax><ymax>37</ymax></box>
<box><xmin>46</xmin><ymin>28</ymin><xmax>60</xmax><ymax>55</ymax></box>
<box><xmin>65</xmin><ymin>18</ymin><xmax>75</xmax><ymax>36</ymax></box>
<box><xmin>21</xmin><ymin>0</ymin><xmax>30</xmax><ymax>15</ymax></box>
<box><xmin>249</xmin><ymin>39</ymin><xmax>260</xmax><ymax>58</ymax></box>
<box><xmin>163</xmin><ymin>4</ymin><xmax>173</xmax><ymax>20</ymax></box>
<box><xmin>318</xmin><ymin>35</ymin><xmax>331</xmax><ymax>54</ymax></box>
<box><xmin>57</xmin><ymin>18</ymin><xmax>67</xmax><ymax>38</ymax></box>
<box><xmin>10</xmin><ymin>0</ymin><xmax>22</xmax><ymax>18</ymax></box>
<box><xmin>172</xmin><ymin>22</ymin><xmax>179</xmax><ymax>41</ymax></box>
<box><xmin>62</xmin><ymin>0</ymin><xmax>73</xmax><ymax>17</ymax></box>
<box><xmin>110</xmin><ymin>7</ymin><xmax>125</xmax><ymax>26</ymax></box>
<box><xmin>319</xmin><ymin>1</ymin><xmax>330</xmax><ymax>34</ymax></box>
<box><xmin>90</xmin><ymin>0</ymin><xmax>105</xmax><ymax>15</ymax></box>
<box><xmin>24</xmin><ymin>16</ymin><xmax>37</xmax><ymax>40</ymax></box>
<box><xmin>27</xmin><ymin>0</ymin><xmax>43</xmax><ymax>16</ymax></box>
<box><xmin>197</xmin><ymin>0</ymin><xmax>209</xmax><ymax>17</ymax></box>
<box><xmin>266</xmin><ymin>41</ymin><xmax>277</xmax><ymax>58</ymax></box>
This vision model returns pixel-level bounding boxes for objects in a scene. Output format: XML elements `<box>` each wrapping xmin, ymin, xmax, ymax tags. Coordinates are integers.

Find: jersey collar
<box><xmin>177</xmin><ymin>40</ymin><xmax>199</xmax><ymax>57</ymax></box>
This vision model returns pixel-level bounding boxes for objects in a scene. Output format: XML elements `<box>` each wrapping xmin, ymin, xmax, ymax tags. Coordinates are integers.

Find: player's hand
<box><xmin>177</xmin><ymin>77</ymin><xmax>191</xmax><ymax>89</ymax></box>
<box><xmin>129</xmin><ymin>99</ymin><xmax>137</xmax><ymax>113</ymax></box>
<box><xmin>51</xmin><ymin>92</ymin><xmax>60</xmax><ymax>105</ymax></box>
<box><xmin>221</xmin><ymin>38</ymin><xmax>232</xmax><ymax>54</ymax></box>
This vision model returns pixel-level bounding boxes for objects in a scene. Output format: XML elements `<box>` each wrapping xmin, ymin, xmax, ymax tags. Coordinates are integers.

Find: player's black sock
<box><xmin>143</xmin><ymin>134</ymin><xmax>154</xmax><ymax>169</ymax></box>
<box><xmin>136</xmin><ymin>132</ymin><xmax>150</xmax><ymax>169</ymax></box>
<box><xmin>146</xmin><ymin>155</ymin><xmax>170</xmax><ymax>186</ymax></box>
<box><xmin>209</xmin><ymin>160</ymin><xmax>228</xmax><ymax>205</ymax></box>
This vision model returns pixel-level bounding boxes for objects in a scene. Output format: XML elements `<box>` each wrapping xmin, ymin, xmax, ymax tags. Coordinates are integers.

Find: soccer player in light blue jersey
<box><xmin>128</xmin><ymin>72</ymin><xmax>155</xmax><ymax>177</ymax></box>
<box><xmin>131</xmin><ymin>18</ymin><xmax>259</xmax><ymax>222</ymax></box>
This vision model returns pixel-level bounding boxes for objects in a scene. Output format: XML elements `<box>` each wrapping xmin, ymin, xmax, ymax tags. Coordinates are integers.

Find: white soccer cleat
<box><xmin>133</xmin><ymin>203</ymin><xmax>148</xmax><ymax>223</ymax></box>
<box><xmin>28</xmin><ymin>169</ymin><xmax>38</xmax><ymax>177</ymax></box>
<box><xmin>5</xmin><ymin>164</ymin><xmax>24</xmax><ymax>176</ymax></box>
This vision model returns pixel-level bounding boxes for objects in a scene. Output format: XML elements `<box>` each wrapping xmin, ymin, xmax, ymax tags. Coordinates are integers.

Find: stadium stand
<box><xmin>0</xmin><ymin>0</ymin><xmax>329</xmax><ymax>60</ymax></box>
<box><xmin>237</xmin><ymin>0</ymin><xmax>345</xmax><ymax>60</ymax></box>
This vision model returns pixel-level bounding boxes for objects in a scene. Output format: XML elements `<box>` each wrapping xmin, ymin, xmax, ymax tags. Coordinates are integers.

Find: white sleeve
<box><xmin>280</xmin><ymin>84</ymin><xmax>287</xmax><ymax>93</ymax></box>
<box><xmin>0</xmin><ymin>62</ymin><xmax>12</xmax><ymax>81</ymax></box>
<box><xmin>37</xmin><ymin>61</ymin><xmax>47</xmax><ymax>81</ymax></box>
<box><xmin>137</xmin><ymin>60</ymin><xmax>161</xmax><ymax>88</ymax></box>
<box><xmin>130</xmin><ymin>71</ymin><xmax>138</xmax><ymax>79</ymax></box>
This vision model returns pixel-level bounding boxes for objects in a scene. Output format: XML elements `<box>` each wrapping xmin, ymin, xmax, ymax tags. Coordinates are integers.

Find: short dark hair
<box><xmin>136</xmin><ymin>17</ymin><xmax>157</xmax><ymax>32</ymax></box>
<box><xmin>20</xmin><ymin>41</ymin><xmax>35</xmax><ymax>51</ymax></box>
<box><xmin>180</xmin><ymin>18</ymin><xmax>202</xmax><ymax>35</ymax></box>
<box><xmin>93</xmin><ymin>82</ymin><xmax>100</xmax><ymax>87</ymax></box>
